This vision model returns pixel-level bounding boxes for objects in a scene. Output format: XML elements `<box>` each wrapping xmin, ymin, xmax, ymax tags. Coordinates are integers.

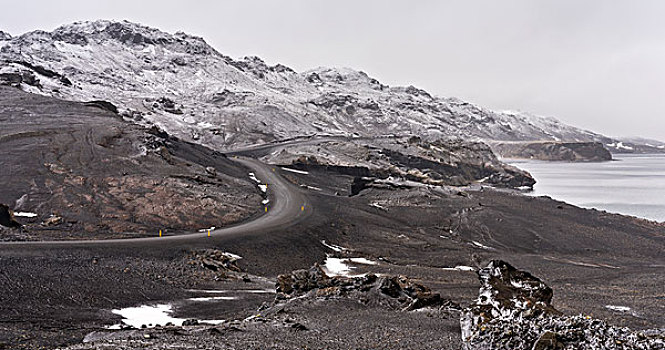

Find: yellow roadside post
<box><xmin>301</xmin><ymin>205</ymin><xmax>305</xmax><ymax>211</ymax></box>
<box><xmin>208</xmin><ymin>229</ymin><xmax>211</xmax><ymax>237</ymax></box>
<box><xmin>159</xmin><ymin>229</ymin><xmax>162</xmax><ymax>237</ymax></box>
<box><xmin>265</xmin><ymin>206</ymin><xmax>268</xmax><ymax>212</ymax></box>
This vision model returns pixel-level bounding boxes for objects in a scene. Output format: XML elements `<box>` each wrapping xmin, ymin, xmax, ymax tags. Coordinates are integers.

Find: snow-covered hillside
<box><xmin>0</xmin><ymin>20</ymin><xmax>657</xmax><ymax>152</ymax></box>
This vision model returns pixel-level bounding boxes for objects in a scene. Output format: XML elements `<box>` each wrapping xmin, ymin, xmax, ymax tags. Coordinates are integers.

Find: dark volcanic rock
<box><xmin>0</xmin><ymin>204</ymin><xmax>21</xmax><ymax>228</ymax></box>
<box><xmin>181</xmin><ymin>319</ymin><xmax>199</xmax><ymax>326</ymax></box>
<box><xmin>152</xmin><ymin>97</ymin><xmax>184</xmax><ymax>114</ymax></box>
<box><xmin>461</xmin><ymin>260</ymin><xmax>560</xmax><ymax>343</ymax></box>
<box><xmin>461</xmin><ymin>261</ymin><xmax>665</xmax><ymax>349</ymax></box>
<box><xmin>275</xmin><ymin>264</ymin><xmax>458</xmax><ymax>311</ymax></box>
<box><xmin>190</xmin><ymin>249</ymin><xmax>242</xmax><ymax>273</ymax></box>
<box><xmin>0</xmin><ymin>70</ymin><xmax>40</xmax><ymax>88</ymax></box>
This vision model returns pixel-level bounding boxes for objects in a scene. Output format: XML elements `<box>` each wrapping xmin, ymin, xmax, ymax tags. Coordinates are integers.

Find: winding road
<box><xmin>0</xmin><ymin>157</ymin><xmax>310</xmax><ymax>248</ymax></box>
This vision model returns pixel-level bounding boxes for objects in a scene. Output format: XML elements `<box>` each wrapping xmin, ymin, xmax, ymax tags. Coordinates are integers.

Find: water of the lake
<box><xmin>510</xmin><ymin>154</ymin><xmax>665</xmax><ymax>223</ymax></box>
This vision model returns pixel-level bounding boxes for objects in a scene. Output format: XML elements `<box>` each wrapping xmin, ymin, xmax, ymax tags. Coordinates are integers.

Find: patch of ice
<box><xmin>111</xmin><ymin>304</ymin><xmax>186</xmax><ymax>329</ymax></box>
<box><xmin>281</xmin><ymin>167</ymin><xmax>309</xmax><ymax>175</ymax></box>
<box><xmin>262</xmin><ymin>198</ymin><xmax>270</xmax><ymax>205</ymax></box>
<box><xmin>258</xmin><ymin>184</ymin><xmax>267</xmax><ymax>193</ymax></box>
<box><xmin>13</xmin><ymin>212</ymin><xmax>38</xmax><ymax>218</ymax></box>
<box><xmin>198</xmin><ymin>226</ymin><xmax>216</xmax><ymax>232</ymax></box>
<box><xmin>321</xmin><ymin>240</ymin><xmax>348</xmax><ymax>252</ymax></box>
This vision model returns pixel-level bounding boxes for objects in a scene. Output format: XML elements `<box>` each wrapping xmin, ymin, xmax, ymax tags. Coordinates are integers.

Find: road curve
<box><xmin>0</xmin><ymin>157</ymin><xmax>310</xmax><ymax>248</ymax></box>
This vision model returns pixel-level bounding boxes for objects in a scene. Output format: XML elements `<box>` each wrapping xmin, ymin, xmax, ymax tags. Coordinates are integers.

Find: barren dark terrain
<box><xmin>0</xmin><ymin>87</ymin><xmax>664</xmax><ymax>349</ymax></box>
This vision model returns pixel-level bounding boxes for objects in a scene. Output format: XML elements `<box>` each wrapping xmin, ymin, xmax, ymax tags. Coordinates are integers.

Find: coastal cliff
<box><xmin>489</xmin><ymin>141</ymin><xmax>612</xmax><ymax>162</ymax></box>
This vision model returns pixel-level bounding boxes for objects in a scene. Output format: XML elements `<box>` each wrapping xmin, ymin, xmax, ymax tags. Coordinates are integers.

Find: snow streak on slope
<box><xmin>0</xmin><ymin>20</ymin><xmax>649</xmax><ymax>150</ymax></box>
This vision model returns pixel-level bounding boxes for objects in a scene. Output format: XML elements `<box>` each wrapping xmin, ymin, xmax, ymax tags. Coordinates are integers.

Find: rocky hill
<box><xmin>0</xmin><ymin>86</ymin><xmax>261</xmax><ymax>240</ymax></box>
<box><xmin>0</xmin><ymin>20</ymin><xmax>659</xmax><ymax>156</ymax></box>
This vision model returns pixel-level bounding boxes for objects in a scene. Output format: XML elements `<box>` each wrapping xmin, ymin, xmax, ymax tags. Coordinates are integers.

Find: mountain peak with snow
<box><xmin>5</xmin><ymin>20</ymin><xmax>217</xmax><ymax>58</ymax></box>
<box><xmin>0</xmin><ymin>20</ymin><xmax>658</xmax><ymax>153</ymax></box>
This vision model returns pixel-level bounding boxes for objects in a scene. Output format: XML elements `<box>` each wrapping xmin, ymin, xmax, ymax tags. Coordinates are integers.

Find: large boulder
<box><xmin>0</xmin><ymin>203</ymin><xmax>21</xmax><ymax>228</ymax></box>
<box><xmin>461</xmin><ymin>260</ymin><xmax>560</xmax><ymax>344</ymax></box>
<box><xmin>276</xmin><ymin>264</ymin><xmax>457</xmax><ymax>311</ymax></box>
<box><xmin>460</xmin><ymin>261</ymin><xmax>665</xmax><ymax>349</ymax></box>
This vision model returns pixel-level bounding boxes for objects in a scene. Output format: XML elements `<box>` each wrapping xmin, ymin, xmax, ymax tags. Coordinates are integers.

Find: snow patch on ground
<box><xmin>369</xmin><ymin>202</ymin><xmax>388</xmax><ymax>211</ymax></box>
<box><xmin>187</xmin><ymin>289</ymin><xmax>274</xmax><ymax>294</ymax></box>
<box><xmin>322</xmin><ymin>257</ymin><xmax>357</xmax><ymax>277</ymax></box>
<box><xmin>321</xmin><ymin>257</ymin><xmax>378</xmax><ymax>277</ymax></box>
<box><xmin>13</xmin><ymin>212</ymin><xmax>38</xmax><ymax>218</ymax></box>
<box><xmin>248</xmin><ymin>173</ymin><xmax>261</xmax><ymax>183</ymax></box>
<box><xmin>249</xmin><ymin>172</ymin><xmax>268</xmax><ymax>195</ymax></box>
<box><xmin>188</xmin><ymin>296</ymin><xmax>238</xmax><ymax>302</ymax></box>
<box><xmin>111</xmin><ymin>304</ymin><xmax>186</xmax><ymax>329</ymax></box>
<box><xmin>200</xmin><ymin>319</ymin><xmax>226</xmax><ymax>325</ymax></box>
<box><xmin>348</xmin><ymin>257</ymin><xmax>378</xmax><ymax>265</ymax></box>
<box><xmin>605</xmin><ymin>305</ymin><xmax>631</xmax><ymax>312</ymax></box>
<box><xmin>606</xmin><ymin>142</ymin><xmax>634</xmax><ymax>151</ymax></box>
<box><xmin>221</xmin><ymin>252</ymin><xmax>243</xmax><ymax>260</ymax></box>
<box><xmin>442</xmin><ymin>266</ymin><xmax>476</xmax><ymax>272</ymax></box>
<box><xmin>471</xmin><ymin>241</ymin><xmax>493</xmax><ymax>250</ymax></box>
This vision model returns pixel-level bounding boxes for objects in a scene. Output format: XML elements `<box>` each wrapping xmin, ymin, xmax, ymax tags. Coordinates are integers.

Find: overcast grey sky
<box><xmin>2</xmin><ymin>1</ymin><xmax>664</xmax><ymax>141</ymax></box>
